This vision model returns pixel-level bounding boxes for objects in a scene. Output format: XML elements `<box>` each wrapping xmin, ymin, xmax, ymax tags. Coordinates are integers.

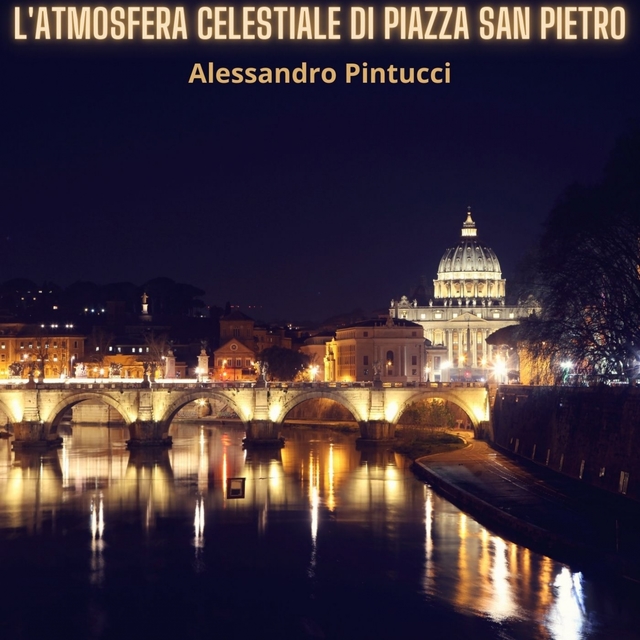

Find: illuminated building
<box><xmin>324</xmin><ymin>317</ymin><xmax>428</xmax><ymax>383</ymax></box>
<box><xmin>214</xmin><ymin>310</ymin><xmax>293</xmax><ymax>381</ymax></box>
<box><xmin>0</xmin><ymin>322</ymin><xmax>85</xmax><ymax>379</ymax></box>
<box><xmin>390</xmin><ymin>209</ymin><xmax>534</xmax><ymax>381</ymax></box>
<box><xmin>299</xmin><ymin>332</ymin><xmax>334</xmax><ymax>381</ymax></box>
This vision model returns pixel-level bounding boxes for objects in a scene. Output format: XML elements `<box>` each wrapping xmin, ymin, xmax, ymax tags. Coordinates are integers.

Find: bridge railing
<box><xmin>0</xmin><ymin>379</ymin><xmax>488</xmax><ymax>391</ymax></box>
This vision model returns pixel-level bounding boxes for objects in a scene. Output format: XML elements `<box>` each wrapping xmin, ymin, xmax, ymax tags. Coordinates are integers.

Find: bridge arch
<box><xmin>273</xmin><ymin>389</ymin><xmax>367</xmax><ymax>424</ymax></box>
<box><xmin>393</xmin><ymin>389</ymin><xmax>483</xmax><ymax>428</ymax></box>
<box><xmin>159</xmin><ymin>389</ymin><xmax>246</xmax><ymax>426</ymax></box>
<box><xmin>45</xmin><ymin>392</ymin><xmax>136</xmax><ymax>433</ymax></box>
<box><xmin>0</xmin><ymin>397</ymin><xmax>19</xmax><ymax>425</ymax></box>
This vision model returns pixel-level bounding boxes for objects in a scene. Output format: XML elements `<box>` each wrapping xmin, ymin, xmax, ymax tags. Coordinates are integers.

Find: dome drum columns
<box><xmin>433</xmin><ymin>209</ymin><xmax>506</xmax><ymax>304</ymax></box>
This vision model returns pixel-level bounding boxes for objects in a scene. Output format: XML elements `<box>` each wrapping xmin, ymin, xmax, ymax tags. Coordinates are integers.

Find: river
<box><xmin>0</xmin><ymin>423</ymin><xmax>638</xmax><ymax>639</ymax></box>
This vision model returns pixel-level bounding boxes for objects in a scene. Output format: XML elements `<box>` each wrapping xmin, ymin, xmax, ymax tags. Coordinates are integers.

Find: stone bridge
<box><xmin>0</xmin><ymin>380</ymin><xmax>491</xmax><ymax>449</ymax></box>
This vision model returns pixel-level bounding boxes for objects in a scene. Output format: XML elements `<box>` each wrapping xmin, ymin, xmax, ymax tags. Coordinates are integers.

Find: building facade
<box><xmin>324</xmin><ymin>317</ymin><xmax>428</xmax><ymax>383</ymax></box>
<box><xmin>213</xmin><ymin>310</ymin><xmax>294</xmax><ymax>381</ymax></box>
<box><xmin>0</xmin><ymin>323</ymin><xmax>85</xmax><ymax>379</ymax></box>
<box><xmin>390</xmin><ymin>209</ymin><xmax>534</xmax><ymax>381</ymax></box>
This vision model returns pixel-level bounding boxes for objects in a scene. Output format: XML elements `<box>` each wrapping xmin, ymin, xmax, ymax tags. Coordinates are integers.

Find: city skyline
<box><xmin>3</xmin><ymin>2</ymin><xmax>639</xmax><ymax>321</ymax></box>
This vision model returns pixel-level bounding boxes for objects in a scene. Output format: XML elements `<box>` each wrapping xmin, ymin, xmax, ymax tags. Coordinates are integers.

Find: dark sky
<box><xmin>3</xmin><ymin>2</ymin><xmax>639</xmax><ymax>321</ymax></box>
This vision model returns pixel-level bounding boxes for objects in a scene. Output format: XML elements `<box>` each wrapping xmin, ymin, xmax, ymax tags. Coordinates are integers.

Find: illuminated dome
<box><xmin>433</xmin><ymin>209</ymin><xmax>506</xmax><ymax>301</ymax></box>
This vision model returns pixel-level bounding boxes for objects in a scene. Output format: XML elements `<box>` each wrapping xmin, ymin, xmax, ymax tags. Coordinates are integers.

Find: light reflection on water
<box><xmin>0</xmin><ymin>423</ymin><xmax>637</xmax><ymax>639</ymax></box>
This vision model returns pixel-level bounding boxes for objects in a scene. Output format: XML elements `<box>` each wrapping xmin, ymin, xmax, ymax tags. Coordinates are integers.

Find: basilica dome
<box><xmin>433</xmin><ymin>209</ymin><xmax>506</xmax><ymax>301</ymax></box>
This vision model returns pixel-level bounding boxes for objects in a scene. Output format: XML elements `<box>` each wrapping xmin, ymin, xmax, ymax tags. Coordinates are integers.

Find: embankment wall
<box><xmin>492</xmin><ymin>386</ymin><xmax>640</xmax><ymax>501</ymax></box>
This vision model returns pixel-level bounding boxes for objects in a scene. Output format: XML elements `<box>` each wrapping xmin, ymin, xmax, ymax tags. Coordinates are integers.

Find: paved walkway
<box><xmin>413</xmin><ymin>435</ymin><xmax>640</xmax><ymax>581</ymax></box>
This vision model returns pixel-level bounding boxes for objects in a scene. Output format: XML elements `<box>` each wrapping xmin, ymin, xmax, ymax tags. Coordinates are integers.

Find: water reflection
<box><xmin>0</xmin><ymin>424</ymin><xmax>637</xmax><ymax>639</ymax></box>
<box><xmin>90</xmin><ymin>493</ymin><xmax>105</xmax><ymax>585</ymax></box>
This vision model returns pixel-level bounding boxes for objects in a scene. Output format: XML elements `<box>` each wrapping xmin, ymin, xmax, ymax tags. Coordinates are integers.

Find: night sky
<box><xmin>3</xmin><ymin>2</ymin><xmax>639</xmax><ymax>322</ymax></box>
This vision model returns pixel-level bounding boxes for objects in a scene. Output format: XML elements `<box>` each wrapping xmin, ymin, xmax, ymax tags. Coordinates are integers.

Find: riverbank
<box><xmin>413</xmin><ymin>437</ymin><xmax>640</xmax><ymax>583</ymax></box>
<box><xmin>392</xmin><ymin>428</ymin><xmax>466</xmax><ymax>459</ymax></box>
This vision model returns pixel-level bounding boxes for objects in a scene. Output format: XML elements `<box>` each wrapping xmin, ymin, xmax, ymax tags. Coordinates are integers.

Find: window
<box><xmin>411</xmin><ymin>355</ymin><xmax>417</xmax><ymax>365</ymax></box>
<box><xmin>74</xmin><ymin>340</ymin><xmax>78</xmax><ymax>348</ymax></box>
<box><xmin>363</xmin><ymin>331</ymin><xmax>368</xmax><ymax>337</ymax></box>
<box><xmin>235</xmin><ymin>359</ymin><xmax>241</xmax><ymax>367</ymax></box>
<box><xmin>386</xmin><ymin>350</ymin><xmax>394</xmax><ymax>363</ymax></box>
<box><xmin>363</xmin><ymin>355</ymin><xmax>369</xmax><ymax>365</ymax></box>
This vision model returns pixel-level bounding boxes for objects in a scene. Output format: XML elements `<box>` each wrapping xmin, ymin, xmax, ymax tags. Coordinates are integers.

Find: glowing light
<box><xmin>268</xmin><ymin>403</ymin><xmax>282</xmax><ymax>422</ymax></box>
<box><xmin>546</xmin><ymin>568</ymin><xmax>587</xmax><ymax>640</ymax></box>
<box><xmin>384</xmin><ymin>401</ymin><xmax>399</xmax><ymax>423</ymax></box>
<box><xmin>90</xmin><ymin>494</ymin><xmax>105</xmax><ymax>585</ymax></box>
<box><xmin>487</xmin><ymin>536</ymin><xmax>517</xmax><ymax>621</ymax></box>
<box><xmin>194</xmin><ymin>496</ymin><xmax>205</xmax><ymax>544</ymax></box>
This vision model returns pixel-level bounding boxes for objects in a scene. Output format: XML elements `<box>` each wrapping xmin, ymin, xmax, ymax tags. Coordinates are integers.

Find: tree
<box><xmin>400</xmin><ymin>399</ymin><xmax>456</xmax><ymax>429</ymax></box>
<box><xmin>142</xmin><ymin>331</ymin><xmax>170</xmax><ymax>379</ymax></box>
<box><xmin>86</xmin><ymin>327</ymin><xmax>114</xmax><ymax>367</ymax></box>
<box><xmin>518</xmin><ymin>130</ymin><xmax>640</xmax><ymax>382</ymax></box>
<box><xmin>257</xmin><ymin>346</ymin><xmax>309</xmax><ymax>381</ymax></box>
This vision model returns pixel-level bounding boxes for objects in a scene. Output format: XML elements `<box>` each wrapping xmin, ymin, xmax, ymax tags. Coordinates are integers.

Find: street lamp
<box><xmin>309</xmin><ymin>365</ymin><xmax>319</xmax><ymax>382</ymax></box>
